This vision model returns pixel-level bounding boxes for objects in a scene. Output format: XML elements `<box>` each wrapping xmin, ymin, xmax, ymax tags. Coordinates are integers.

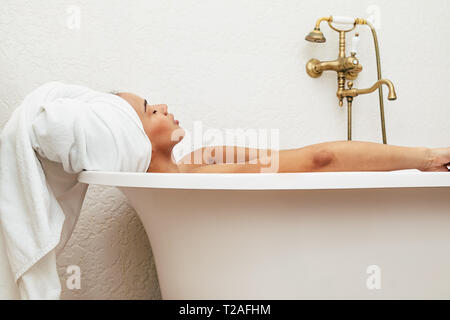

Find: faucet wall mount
<box><xmin>305</xmin><ymin>16</ymin><xmax>397</xmax><ymax>144</ymax></box>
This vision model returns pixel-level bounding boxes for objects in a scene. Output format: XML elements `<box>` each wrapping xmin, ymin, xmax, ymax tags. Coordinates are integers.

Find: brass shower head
<box><xmin>305</xmin><ymin>28</ymin><xmax>326</xmax><ymax>43</ymax></box>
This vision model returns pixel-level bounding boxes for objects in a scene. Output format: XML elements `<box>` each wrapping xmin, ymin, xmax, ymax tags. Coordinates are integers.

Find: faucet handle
<box><xmin>351</xmin><ymin>33</ymin><xmax>360</xmax><ymax>56</ymax></box>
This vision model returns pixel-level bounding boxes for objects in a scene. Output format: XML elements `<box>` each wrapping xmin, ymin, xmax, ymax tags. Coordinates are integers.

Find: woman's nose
<box><xmin>160</xmin><ymin>104</ymin><xmax>168</xmax><ymax>115</ymax></box>
<box><xmin>152</xmin><ymin>104</ymin><xmax>168</xmax><ymax>115</ymax></box>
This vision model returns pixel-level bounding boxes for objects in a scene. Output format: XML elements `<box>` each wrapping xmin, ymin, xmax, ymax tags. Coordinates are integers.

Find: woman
<box><xmin>115</xmin><ymin>92</ymin><xmax>450</xmax><ymax>174</ymax></box>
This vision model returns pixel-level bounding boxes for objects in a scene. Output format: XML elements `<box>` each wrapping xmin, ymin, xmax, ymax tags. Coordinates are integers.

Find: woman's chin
<box><xmin>170</xmin><ymin>127</ymin><xmax>185</xmax><ymax>143</ymax></box>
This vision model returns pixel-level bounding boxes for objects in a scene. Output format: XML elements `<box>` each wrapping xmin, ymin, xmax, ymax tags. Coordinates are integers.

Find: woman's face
<box><xmin>115</xmin><ymin>92</ymin><xmax>185</xmax><ymax>151</ymax></box>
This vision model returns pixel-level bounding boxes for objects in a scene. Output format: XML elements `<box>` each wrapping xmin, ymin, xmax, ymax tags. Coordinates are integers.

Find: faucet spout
<box><xmin>339</xmin><ymin>79</ymin><xmax>397</xmax><ymax>100</ymax></box>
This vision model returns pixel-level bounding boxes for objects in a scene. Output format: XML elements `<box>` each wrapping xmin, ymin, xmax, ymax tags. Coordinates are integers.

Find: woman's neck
<box><xmin>147</xmin><ymin>148</ymin><xmax>180</xmax><ymax>173</ymax></box>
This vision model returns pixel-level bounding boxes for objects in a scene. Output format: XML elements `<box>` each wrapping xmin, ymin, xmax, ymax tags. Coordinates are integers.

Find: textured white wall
<box><xmin>0</xmin><ymin>0</ymin><xmax>449</xmax><ymax>299</ymax></box>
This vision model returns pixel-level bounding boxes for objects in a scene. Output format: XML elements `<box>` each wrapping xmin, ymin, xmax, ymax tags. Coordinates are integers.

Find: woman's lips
<box><xmin>170</xmin><ymin>114</ymin><xmax>179</xmax><ymax>125</ymax></box>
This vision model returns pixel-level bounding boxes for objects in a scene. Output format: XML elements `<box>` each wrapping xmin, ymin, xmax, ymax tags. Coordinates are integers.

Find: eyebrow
<box><xmin>144</xmin><ymin>99</ymin><xmax>147</xmax><ymax>112</ymax></box>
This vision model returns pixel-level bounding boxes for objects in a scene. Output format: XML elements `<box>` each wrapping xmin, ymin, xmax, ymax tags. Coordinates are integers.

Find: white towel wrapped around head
<box><xmin>31</xmin><ymin>82</ymin><xmax>152</xmax><ymax>172</ymax></box>
<box><xmin>0</xmin><ymin>81</ymin><xmax>152</xmax><ymax>299</ymax></box>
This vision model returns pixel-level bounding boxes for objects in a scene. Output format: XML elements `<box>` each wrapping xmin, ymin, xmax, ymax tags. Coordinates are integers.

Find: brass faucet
<box><xmin>338</xmin><ymin>79</ymin><xmax>397</xmax><ymax>101</ymax></box>
<box><xmin>305</xmin><ymin>16</ymin><xmax>397</xmax><ymax>144</ymax></box>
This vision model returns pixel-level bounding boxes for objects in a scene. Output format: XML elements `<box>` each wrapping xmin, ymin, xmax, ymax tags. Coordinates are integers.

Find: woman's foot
<box><xmin>420</xmin><ymin>147</ymin><xmax>450</xmax><ymax>172</ymax></box>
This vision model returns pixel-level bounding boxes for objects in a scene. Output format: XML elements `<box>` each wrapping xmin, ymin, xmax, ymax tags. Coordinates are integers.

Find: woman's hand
<box><xmin>420</xmin><ymin>147</ymin><xmax>450</xmax><ymax>172</ymax></box>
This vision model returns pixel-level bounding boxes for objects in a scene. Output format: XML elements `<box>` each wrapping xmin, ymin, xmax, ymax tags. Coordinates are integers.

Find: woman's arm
<box><xmin>176</xmin><ymin>145</ymin><xmax>272</xmax><ymax>172</ymax></box>
<box><xmin>181</xmin><ymin>140</ymin><xmax>437</xmax><ymax>173</ymax></box>
<box><xmin>209</xmin><ymin>145</ymin><xmax>272</xmax><ymax>163</ymax></box>
<box><xmin>186</xmin><ymin>161</ymin><xmax>267</xmax><ymax>173</ymax></box>
<box><xmin>309</xmin><ymin>140</ymin><xmax>432</xmax><ymax>172</ymax></box>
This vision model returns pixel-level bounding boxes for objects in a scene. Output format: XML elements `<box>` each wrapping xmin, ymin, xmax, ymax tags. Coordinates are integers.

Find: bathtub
<box><xmin>77</xmin><ymin>170</ymin><xmax>450</xmax><ymax>299</ymax></box>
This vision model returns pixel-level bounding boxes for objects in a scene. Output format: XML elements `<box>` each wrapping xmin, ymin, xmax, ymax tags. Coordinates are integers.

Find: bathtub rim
<box><xmin>77</xmin><ymin>170</ymin><xmax>450</xmax><ymax>190</ymax></box>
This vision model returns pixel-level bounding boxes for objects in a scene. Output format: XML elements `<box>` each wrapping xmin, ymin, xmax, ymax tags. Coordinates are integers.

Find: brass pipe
<box><xmin>347</xmin><ymin>98</ymin><xmax>353</xmax><ymax>140</ymax></box>
<box><xmin>366</xmin><ymin>21</ymin><xmax>388</xmax><ymax>144</ymax></box>
<box><xmin>314</xmin><ymin>16</ymin><xmax>332</xmax><ymax>30</ymax></box>
<box><xmin>337</xmin><ymin>73</ymin><xmax>345</xmax><ymax>107</ymax></box>
<box><xmin>346</xmin><ymin>82</ymin><xmax>354</xmax><ymax>140</ymax></box>
<box><xmin>338</xmin><ymin>32</ymin><xmax>345</xmax><ymax>58</ymax></box>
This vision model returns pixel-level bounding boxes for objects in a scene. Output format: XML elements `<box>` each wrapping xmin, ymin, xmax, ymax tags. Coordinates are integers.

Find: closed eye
<box><xmin>144</xmin><ymin>99</ymin><xmax>157</xmax><ymax>115</ymax></box>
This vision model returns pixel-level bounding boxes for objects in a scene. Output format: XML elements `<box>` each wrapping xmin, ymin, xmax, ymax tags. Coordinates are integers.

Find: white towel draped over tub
<box><xmin>0</xmin><ymin>81</ymin><xmax>152</xmax><ymax>299</ymax></box>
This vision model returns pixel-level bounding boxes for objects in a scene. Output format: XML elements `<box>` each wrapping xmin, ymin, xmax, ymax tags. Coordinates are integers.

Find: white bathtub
<box><xmin>78</xmin><ymin>170</ymin><xmax>450</xmax><ymax>299</ymax></box>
